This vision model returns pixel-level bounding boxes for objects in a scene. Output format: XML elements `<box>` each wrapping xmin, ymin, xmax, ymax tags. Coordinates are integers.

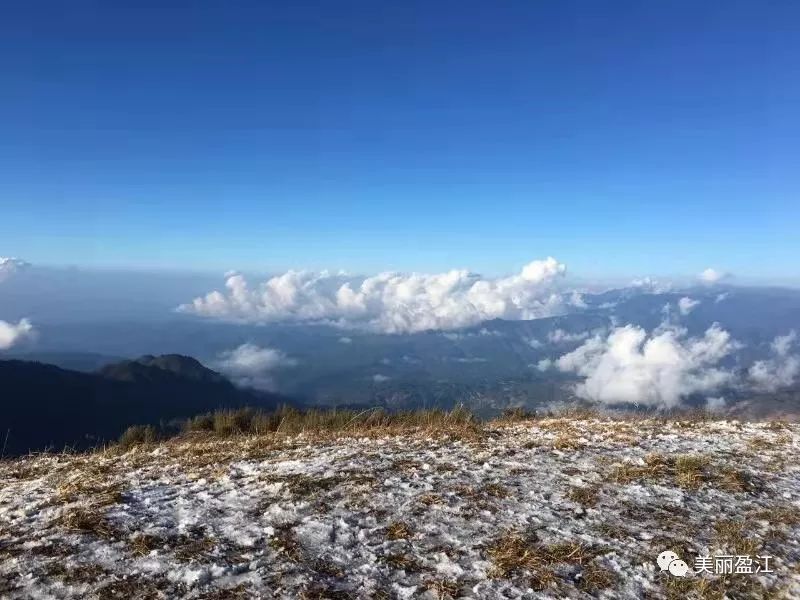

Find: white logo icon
<box><xmin>657</xmin><ymin>550</ymin><xmax>690</xmax><ymax>577</ymax></box>
<box><xmin>668</xmin><ymin>559</ymin><xmax>690</xmax><ymax>577</ymax></box>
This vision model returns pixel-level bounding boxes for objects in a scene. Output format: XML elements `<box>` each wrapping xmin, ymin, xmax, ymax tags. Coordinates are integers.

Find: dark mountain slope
<box><xmin>0</xmin><ymin>355</ymin><xmax>287</xmax><ymax>456</ymax></box>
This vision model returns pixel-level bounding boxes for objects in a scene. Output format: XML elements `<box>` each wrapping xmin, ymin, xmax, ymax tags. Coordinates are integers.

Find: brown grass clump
<box><xmin>117</xmin><ymin>424</ymin><xmax>159</xmax><ymax>450</ymax></box>
<box><xmin>130</xmin><ymin>533</ymin><xmax>163</xmax><ymax>556</ymax></box>
<box><xmin>381</xmin><ymin>552</ymin><xmax>421</xmax><ymax>572</ymax></box>
<box><xmin>552</xmin><ymin>433</ymin><xmax>584</xmax><ymax>451</ymax></box>
<box><xmin>270</xmin><ymin>524</ymin><xmax>303</xmax><ymax>562</ymax></box>
<box><xmin>578</xmin><ymin>565</ymin><xmax>618</xmax><ymax>592</ymax></box>
<box><xmin>481</xmin><ymin>483</ymin><xmax>510</xmax><ymax>499</ymax></box>
<box><xmin>385</xmin><ymin>521</ymin><xmax>412</xmax><ymax>540</ymax></box>
<box><xmin>173</xmin><ymin>534</ymin><xmax>216</xmax><ymax>562</ymax></box>
<box><xmin>567</xmin><ymin>486</ymin><xmax>599</xmax><ymax>507</ymax></box>
<box><xmin>674</xmin><ymin>454</ymin><xmax>710</xmax><ymax>489</ymax></box>
<box><xmin>608</xmin><ymin>464</ymin><xmax>653</xmax><ymax>484</ymax></box>
<box><xmin>310</xmin><ymin>557</ymin><xmax>346</xmax><ymax>578</ymax></box>
<box><xmin>714</xmin><ymin>519</ymin><xmax>760</xmax><ymax>556</ymax></box>
<box><xmin>487</xmin><ymin>530</ymin><xmax>600</xmax><ymax>582</ymax></box>
<box><xmin>417</xmin><ymin>492</ymin><xmax>445</xmax><ymax>506</ymax></box>
<box><xmin>54</xmin><ymin>507</ymin><xmax>116</xmax><ymax>538</ymax></box>
<box><xmin>425</xmin><ymin>578</ymin><xmax>461</xmax><ymax>599</ymax></box>
<box><xmin>716</xmin><ymin>467</ymin><xmax>752</xmax><ymax>492</ymax></box>
<box><xmin>609</xmin><ymin>453</ymin><xmax>715</xmax><ymax>489</ymax></box>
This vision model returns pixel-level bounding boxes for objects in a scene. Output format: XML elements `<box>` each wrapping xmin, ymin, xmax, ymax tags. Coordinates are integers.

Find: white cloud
<box><xmin>0</xmin><ymin>257</ymin><xmax>30</xmax><ymax>282</ymax></box>
<box><xmin>525</xmin><ymin>337</ymin><xmax>543</xmax><ymax>349</ymax></box>
<box><xmin>535</xmin><ymin>358</ymin><xmax>553</xmax><ymax>372</ymax></box>
<box><xmin>555</xmin><ymin>323</ymin><xmax>739</xmax><ymax>408</ymax></box>
<box><xmin>179</xmin><ymin>257</ymin><xmax>570</xmax><ymax>334</ymax></box>
<box><xmin>0</xmin><ymin>318</ymin><xmax>35</xmax><ymax>350</ymax></box>
<box><xmin>338</xmin><ymin>337</ymin><xmax>353</xmax><ymax>344</ymax></box>
<box><xmin>547</xmin><ymin>328</ymin><xmax>591</xmax><ymax>344</ymax></box>
<box><xmin>678</xmin><ymin>297</ymin><xmax>700</xmax><ymax>316</ymax></box>
<box><xmin>442</xmin><ymin>328</ymin><xmax>503</xmax><ymax>341</ymax></box>
<box><xmin>214</xmin><ymin>343</ymin><xmax>296</xmax><ymax>391</ymax></box>
<box><xmin>567</xmin><ymin>291</ymin><xmax>587</xmax><ymax>309</ymax></box>
<box><xmin>706</xmin><ymin>396</ymin><xmax>726</xmax><ymax>412</ymax></box>
<box><xmin>372</xmin><ymin>374</ymin><xmax>391</xmax><ymax>383</ymax></box>
<box><xmin>698</xmin><ymin>268</ymin><xmax>728</xmax><ymax>284</ymax></box>
<box><xmin>628</xmin><ymin>277</ymin><xmax>672</xmax><ymax>294</ymax></box>
<box><xmin>748</xmin><ymin>331</ymin><xmax>800</xmax><ymax>392</ymax></box>
<box><xmin>715</xmin><ymin>292</ymin><xmax>729</xmax><ymax>303</ymax></box>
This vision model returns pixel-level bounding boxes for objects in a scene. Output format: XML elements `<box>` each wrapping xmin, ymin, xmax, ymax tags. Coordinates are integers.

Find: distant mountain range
<box><xmin>0</xmin><ymin>354</ymin><xmax>287</xmax><ymax>456</ymax></box>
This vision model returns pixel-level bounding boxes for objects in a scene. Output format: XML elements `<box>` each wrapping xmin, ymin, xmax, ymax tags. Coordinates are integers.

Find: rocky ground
<box><xmin>1</xmin><ymin>417</ymin><xmax>799</xmax><ymax>599</ymax></box>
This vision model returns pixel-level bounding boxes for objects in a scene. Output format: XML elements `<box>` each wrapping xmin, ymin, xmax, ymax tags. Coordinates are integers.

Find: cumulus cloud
<box><xmin>0</xmin><ymin>257</ymin><xmax>30</xmax><ymax>282</ymax></box>
<box><xmin>338</xmin><ymin>337</ymin><xmax>353</xmax><ymax>344</ymax></box>
<box><xmin>0</xmin><ymin>318</ymin><xmax>35</xmax><ymax>350</ymax></box>
<box><xmin>372</xmin><ymin>374</ymin><xmax>391</xmax><ymax>383</ymax></box>
<box><xmin>699</xmin><ymin>268</ymin><xmax>729</xmax><ymax>284</ymax></box>
<box><xmin>214</xmin><ymin>343</ymin><xmax>296</xmax><ymax>391</ymax></box>
<box><xmin>554</xmin><ymin>323</ymin><xmax>739</xmax><ymax>408</ymax></box>
<box><xmin>678</xmin><ymin>297</ymin><xmax>700</xmax><ymax>316</ymax></box>
<box><xmin>179</xmin><ymin>258</ymin><xmax>570</xmax><ymax>334</ymax></box>
<box><xmin>748</xmin><ymin>331</ymin><xmax>800</xmax><ymax>392</ymax></box>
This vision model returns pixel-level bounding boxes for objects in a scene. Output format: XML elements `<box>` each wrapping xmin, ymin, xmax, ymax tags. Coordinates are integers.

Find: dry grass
<box><xmin>578</xmin><ymin>565</ymin><xmax>618</xmax><ymax>592</ymax></box>
<box><xmin>385</xmin><ymin>521</ymin><xmax>412</xmax><ymax>540</ymax></box>
<box><xmin>56</xmin><ymin>469</ymin><xmax>122</xmax><ymax>507</ymax></box>
<box><xmin>714</xmin><ymin>519</ymin><xmax>760</xmax><ymax>556</ymax></box>
<box><xmin>381</xmin><ymin>552</ymin><xmax>421</xmax><ymax>572</ymax></box>
<box><xmin>53</xmin><ymin>506</ymin><xmax>116</xmax><ymax>538</ymax></box>
<box><xmin>117</xmin><ymin>424</ymin><xmax>159</xmax><ymax>450</ymax></box>
<box><xmin>130</xmin><ymin>533</ymin><xmax>163</xmax><ymax>556</ymax></box>
<box><xmin>417</xmin><ymin>492</ymin><xmax>446</xmax><ymax>506</ymax></box>
<box><xmin>182</xmin><ymin>405</ymin><xmax>481</xmax><ymax>440</ymax></box>
<box><xmin>487</xmin><ymin>530</ymin><xmax>600</xmax><ymax>581</ymax></box>
<box><xmin>173</xmin><ymin>534</ymin><xmax>216</xmax><ymax>562</ymax></box>
<box><xmin>567</xmin><ymin>485</ymin><xmax>599</xmax><ymax>507</ymax></box>
<box><xmin>674</xmin><ymin>454</ymin><xmax>710</xmax><ymax>489</ymax></box>
<box><xmin>609</xmin><ymin>453</ymin><xmax>723</xmax><ymax>490</ymax></box>
<box><xmin>481</xmin><ymin>483</ymin><xmax>510</xmax><ymax>498</ymax></box>
<box><xmin>425</xmin><ymin>578</ymin><xmax>461</xmax><ymax>599</ymax></box>
<box><xmin>716</xmin><ymin>467</ymin><xmax>752</xmax><ymax>492</ymax></box>
<box><xmin>552</xmin><ymin>433</ymin><xmax>585</xmax><ymax>451</ymax></box>
<box><xmin>269</xmin><ymin>524</ymin><xmax>303</xmax><ymax>562</ymax></box>
<box><xmin>750</xmin><ymin>505</ymin><xmax>800</xmax><ymax>525</ymax></box>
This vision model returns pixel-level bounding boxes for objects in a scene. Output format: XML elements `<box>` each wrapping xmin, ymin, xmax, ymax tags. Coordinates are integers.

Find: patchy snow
<box><xmin>1</xmin><ymin>419</ymin><xmax>799</xmax><ymax>598</ymax></box>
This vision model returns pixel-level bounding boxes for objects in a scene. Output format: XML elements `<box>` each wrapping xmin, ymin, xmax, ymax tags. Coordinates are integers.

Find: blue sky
<box><xmin>1</xmin><ymin>1</ymin><xmax>797</xmax><ymax>280</ymax></box>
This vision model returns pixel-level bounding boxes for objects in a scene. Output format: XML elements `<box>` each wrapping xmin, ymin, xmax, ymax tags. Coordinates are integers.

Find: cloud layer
<box><xmin>749</xmin><ymin>331</ymin><xmax>800</xmax><ymax>392</ymax></box>
<box><xmin>553</xmin><ymin>323</ymin><xmax>739</xmax><ymax>408</ymax></box>
<box><xmin>180</xmin><ymin>258</ymin><xmax>571</xmax><ymax>334</ymax></box>
<box><xmin>0</xmin><ymin>257</ymin><xmax>30</xmax><ymax>283</ymax></box>
<box><xmin>213</xmin><ymin>343</ymin><xmax>296</xmax><ymax>391</ymax></box>
<box><xmin>0</xmin><ymin>318</ymin><xmax>35</xmax><ymax>350</ymax></box>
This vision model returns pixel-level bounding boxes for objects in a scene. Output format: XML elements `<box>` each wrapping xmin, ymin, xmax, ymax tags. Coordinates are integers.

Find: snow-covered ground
<box><xmin>1</xmin><ymin>418</ymin><xmax>799</xmax><ymax>599</ymax></box>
